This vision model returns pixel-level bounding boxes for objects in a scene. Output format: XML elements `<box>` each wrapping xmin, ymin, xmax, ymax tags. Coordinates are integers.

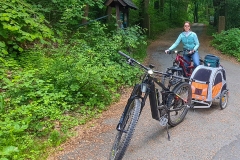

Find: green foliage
<box><xmin>0</xmin><ymin>22</ymin><xmax>147</xmax><ymax>159</ymax></box>
<box><xmin>213</xmin><ymin>0</ymin><xmax>240</xmax><ymax>30</ymax></box>
<box><xmin>187</xmin><ymin>0</ymin><xmax>214</xmax><ymax>24</ymax></box>
<box><xmin>0</xmin><ymin>95</ymin><xmax>4</xmax><ymax>113</ymax></box>
<box><xmin>168</xmin><ymin>1</ymin><xmax>188</xmax><ymax>26</ymax></box>
<box><xmin>206</xmin><ymin>25</ymin><xmax>217</xmax><ymax>36</ymax></box>
<box><xmin>225</xmin><ymin>0</ymin><xmax>240</xmax><ymax>29</ymax></box>
<box><xmin>0</xmin><ymin>0</ymin><xmax>53</xmax><ymax>56</ymax></box>
<box><xmin>1</xmin><ymin>0</ymin><xmax>229</xmax><ymax>160</ymax></box>
<box><xmin>211</xmin><ymin>28</ymin><xmax>240</xmax><ymax>61</ymax></box>
<box><xmin>132</xmin><ymin>0</ymin><xmax>196</xmax><ymax>38</ymax></box>
<box><xmin>0</xmin><ymin>146</ymin><xmax>19</xmax><ymax>157</ymax></box>
<box><xmin>147</xmin><ymin>7</ymin><xmax>169</xmax><ymax>39</ymax></box>
<box><xmin>48</xmin><ymin>130</ymin><xmax>62</xmax><ymax>147</ymax></box>
<box><xmin>26</xmin><ymin>0</ymin><xmax>105</xmax><ymax>32</ymax></box>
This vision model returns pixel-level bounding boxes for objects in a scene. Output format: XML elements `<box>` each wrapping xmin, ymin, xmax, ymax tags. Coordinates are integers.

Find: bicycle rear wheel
<box><xmin>167</xmin><ymin>82</ymin><xmax>192</xmax><ymax>127</ymax></box>
<box><xmin>109</xmin><ymin>98</ymin><xmax>141</xmax><ymax>160</ymax></box>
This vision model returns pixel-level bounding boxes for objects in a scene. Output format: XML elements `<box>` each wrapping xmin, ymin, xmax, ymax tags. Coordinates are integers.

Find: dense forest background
<box><xmin>1</xmin><ymin>0</ymin><xmax>240</xmax><ymax>159</ymax></box>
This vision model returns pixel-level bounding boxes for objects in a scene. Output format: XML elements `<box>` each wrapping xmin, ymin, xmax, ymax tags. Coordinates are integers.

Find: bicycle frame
<box><xmin>109</xmin><ymin>51</ymin><xmax>192</xmax><ymax>159</ymax></box>
<box><xmin>116</xmin><ymin>52</ymin><xmax>189</xmax><ymax>132</ymax></box>
<box><xmin>117</xmin><ymin>74</ymin><xmax>169</xmax><ymax>131</ymax></box>
<box><xmin>169</xmin><ymin>51</ymin><xmax>194</xmax><ymax>77</ymax></box>
<box><xmin>174</xmin><ymin>52</ymin><xmax>194</xmax><ymax>77</ymax></box>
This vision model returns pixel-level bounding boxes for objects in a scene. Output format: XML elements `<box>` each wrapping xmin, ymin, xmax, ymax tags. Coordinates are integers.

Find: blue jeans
<box><xmin>183</xmin><ymin>50</ymin><xmax>200</xmax><ymax>69</ymax></box>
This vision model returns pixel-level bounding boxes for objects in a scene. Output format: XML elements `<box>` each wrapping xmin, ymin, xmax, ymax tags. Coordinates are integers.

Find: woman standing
<box><xmin>165</xmin><ymin>21</ymin><xmax>200</xmax><ymax>68</ymax></box>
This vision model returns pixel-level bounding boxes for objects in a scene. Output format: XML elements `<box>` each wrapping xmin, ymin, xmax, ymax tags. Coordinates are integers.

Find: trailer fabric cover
<box><xmin>190</xmin><ymin>65</ymin><xmax>226</xmax><ymax>102</ymax></box>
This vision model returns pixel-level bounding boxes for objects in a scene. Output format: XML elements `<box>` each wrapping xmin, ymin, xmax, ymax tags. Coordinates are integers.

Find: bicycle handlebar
<box><xmin>118</xmin><ymin>51</ymin><xmax>189</xmax><ymax>80</ymax></box>
<box><xmin>118</xmin><ymin>51</ymin><xmax>149</xmax><ymax>70</ymax></box>
<box><xmin>118</xmin><ymin>51</ymin><xmax>131</xmax><ymax>59</ymax></box>
<box><xmin>168</xmin><ymin>50</ymin><xmax>184</xmax><ymax>54</ymax></box>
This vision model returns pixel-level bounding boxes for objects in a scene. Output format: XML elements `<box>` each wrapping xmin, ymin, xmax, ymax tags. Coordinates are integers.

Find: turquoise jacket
<box><xmin>168</xmin><ymin>31</ymin><xmax>200</xmax><ymax>51</ymax></box>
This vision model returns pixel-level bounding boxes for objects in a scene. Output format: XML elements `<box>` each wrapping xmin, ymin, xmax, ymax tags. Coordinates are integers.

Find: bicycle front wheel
<box><xmin>109</xmin><ymin>98</ymin><xmax>141</xmax><ymax>160</ymax></box>
<box><xmin>167</xmin><ymin>82</ymin><xmax>192</xmax><ymax>127</ymax></box>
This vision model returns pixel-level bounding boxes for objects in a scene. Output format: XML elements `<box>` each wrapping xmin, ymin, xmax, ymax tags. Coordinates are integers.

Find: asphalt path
<box><xmin>51</xmin><ymin>24</ymin><xmax>240</xmax><ymax>160</ymax></box>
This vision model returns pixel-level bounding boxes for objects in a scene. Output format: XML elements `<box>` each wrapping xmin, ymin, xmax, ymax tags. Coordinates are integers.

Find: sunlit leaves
<box><xmin>0</xmin><ymin>0</ymin><xmax>53</xmax><ymax>56</ymax></box>
<box><xmin>0</xmin><ymin>146</ymin><xmax>19</xmax><ymax>156</ymax></box>
<box><xmin>0</xmin><ymin>16</ymin><xmax>147</xmax><ymax>159</ymax></box>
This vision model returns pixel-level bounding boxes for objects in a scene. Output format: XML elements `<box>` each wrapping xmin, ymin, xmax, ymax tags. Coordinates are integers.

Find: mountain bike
<box><xmin>167</xmin><ymin>50</ymin><xmax>204</xmax><ymax>77</ymax></box>
<box><xmin>162</xmin><ymin>50</ymin><xmax>203</xmax><ymax>89</ymax></box>
<box><xmin>109</xmin><ymin>51</ymin><xmax>192</xmax><ymax>160</ymax></box>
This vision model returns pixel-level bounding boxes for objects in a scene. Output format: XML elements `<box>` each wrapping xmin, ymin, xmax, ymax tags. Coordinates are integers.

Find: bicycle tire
<box><xmin>167</xmin><ymin>82</ymin><xmax>192</xmax><ymax>127</ymax></box>
<box><xmin>109</xmin><ymin>98</ymin><xmax>141</xmax><ymax>160</ymax></box>
<box><xmin>220</xmin><ymin>90</ymin><xmax>228</xmax><ymax>110</ymax></box>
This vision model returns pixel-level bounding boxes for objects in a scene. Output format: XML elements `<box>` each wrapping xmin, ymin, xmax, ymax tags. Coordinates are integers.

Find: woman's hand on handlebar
<box><xmin>188</xmin><ymin>50</ymin><xmax>195</xmax><ymax>54</ymax></box>
<box><xmin>165</xmin><ymin>49</ymin><xmax>170</xmax><ymax>54</ymax></box>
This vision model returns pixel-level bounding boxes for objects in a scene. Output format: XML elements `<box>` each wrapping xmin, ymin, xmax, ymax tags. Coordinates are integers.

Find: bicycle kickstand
<box><xmin>166</xmin><ymin>124</ymin><xmax>171</xmax><ymax>141</ymax></box>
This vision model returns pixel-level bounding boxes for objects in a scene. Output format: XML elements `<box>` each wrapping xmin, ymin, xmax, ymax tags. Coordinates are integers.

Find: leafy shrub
<box><xmin>0</xmin><ymin>22</ymin><xmax>147</xmax><ymax>159</ymax></box>
<box><xmin>0</xmin><ymin>0</ymin><xmax>53</xmax><ymax>56</ymax></box>
<box><xmin>26</xmin><ymin>0</ymin><xmax>105</xmax><ymax>32</ymax></box>
<box><xmin>211</xmin><ymin>28</ymin><xmax>240</xmax><ymax>61</ymax></box>
<box><xmin>225</xmin><ymin>0</ymin><xmax>240</xmax><ymax>29</ymax></box>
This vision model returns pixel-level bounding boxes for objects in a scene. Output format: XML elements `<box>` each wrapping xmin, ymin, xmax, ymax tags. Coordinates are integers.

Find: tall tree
<box><xmin>160</xmin><ymin>0</ymin><xmax>165</xmax><ymax>13</ymax></box>
<box><xmin>193</xmin><ymin>1</ymin><xmax>198</xmax><ymax>22</ymax></box>
<box><xmin>139</xmin><ymin>0</ymin><xmax>150</xmax><ymax>34</ymax></box>
<box><xmin>82</xmin><ymin>4</ymin><xmax>89</xmax><ymax>24</ymax></box>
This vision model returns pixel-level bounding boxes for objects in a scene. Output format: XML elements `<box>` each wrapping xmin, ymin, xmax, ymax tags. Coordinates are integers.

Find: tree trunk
<box><xmin>82</xmin><ymin>4</ymin><xmax>89</xmax><ymax>24</ymax></box>
<box><xmin>143</xmin><ymin>0</ymin><xmax>150</xmax><ymax>36</ymax></box>
<box><xmin>219</xmin><ymin>0</ymin><xmax>225</xmax><ymax>16</ymax></box>
<box><xmin>160</xmin><ymin>0</ymin><xmax>164</xmax><ymax>13</ymax></box>
<box><xmin>116</xmin><ymin>4</ymin><xmax>121</xmax><ymax>29</ymax></box>
<box><xmin>106</xmin><ymin>6</ymin><xmax>112</xmax><ymax>22</ymax></box>
<box><xmin>193</xmin><ymin>2</ymin><xmax>198</xmax><ymax>23</ymax></box>
<box><xmin>143</xmin><ymin>0</ymin><xmax>149</xmax><ymax>28</ymax></box>
<box><xmin>169</xmin><ymin>0</ymin><xmax>172</xmax><ymax>20</ymax></box>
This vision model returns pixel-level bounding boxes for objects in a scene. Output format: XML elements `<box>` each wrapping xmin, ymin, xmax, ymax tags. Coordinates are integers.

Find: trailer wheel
<box><xmin>220</xmin><ymin>90</ymin><xmax>228</xmax><ymax>110</ymax></box>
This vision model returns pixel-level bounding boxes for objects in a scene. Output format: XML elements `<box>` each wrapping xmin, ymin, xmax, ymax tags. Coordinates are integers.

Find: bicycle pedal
<box><xmin>159</xmin><ymin>116</ymin><xmax>168</xmax><ymax>126</ymax></box>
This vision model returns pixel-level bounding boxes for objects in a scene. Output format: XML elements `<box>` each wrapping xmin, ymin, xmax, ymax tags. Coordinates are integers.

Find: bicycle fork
<box><xmin>116</xmin><ymin>96</ymin><xmax>136</xmax><ymax>133</ymax></box>
<box><xmin>116</xmin><ymin>89</ymin><xmax>145</xmax><ymax>132</ymax></box>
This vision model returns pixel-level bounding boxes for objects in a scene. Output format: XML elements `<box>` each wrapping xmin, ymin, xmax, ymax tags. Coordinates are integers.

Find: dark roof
<box><xmin>123</xmin><ymin>0</ymin><xmax>137</xmax><ymax>9</ymax></box>
<box><xmin>104</xmin><ymin>0</ymin><xmax>138</xmax><ymax>10</ymax></box>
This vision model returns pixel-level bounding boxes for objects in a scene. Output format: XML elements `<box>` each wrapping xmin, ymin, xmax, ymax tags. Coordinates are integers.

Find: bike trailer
<box><xmin>189</xmin><ymin>65</ymin><xmax>228</xmax><ymax>108</ymax></box>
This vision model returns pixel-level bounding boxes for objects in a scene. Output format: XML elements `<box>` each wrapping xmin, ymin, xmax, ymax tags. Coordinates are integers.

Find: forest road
<box><xmin>48</xmin><ymin>24</ymin><xmax>240</xmax><ymax>160</ymax></box>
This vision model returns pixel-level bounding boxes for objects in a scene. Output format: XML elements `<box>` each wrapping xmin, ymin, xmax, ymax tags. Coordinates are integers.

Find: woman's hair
<box><xmin>182</xmin><ymin>21</ymin><xmax>191</xmax><ymax>31</ymax></box>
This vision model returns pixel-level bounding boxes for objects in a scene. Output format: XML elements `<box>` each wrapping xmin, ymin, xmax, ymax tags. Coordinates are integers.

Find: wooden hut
<box><xmin>104</xmin><ymin>0</ymin><xmax>138</xmax><ymax>28</ymax></box>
